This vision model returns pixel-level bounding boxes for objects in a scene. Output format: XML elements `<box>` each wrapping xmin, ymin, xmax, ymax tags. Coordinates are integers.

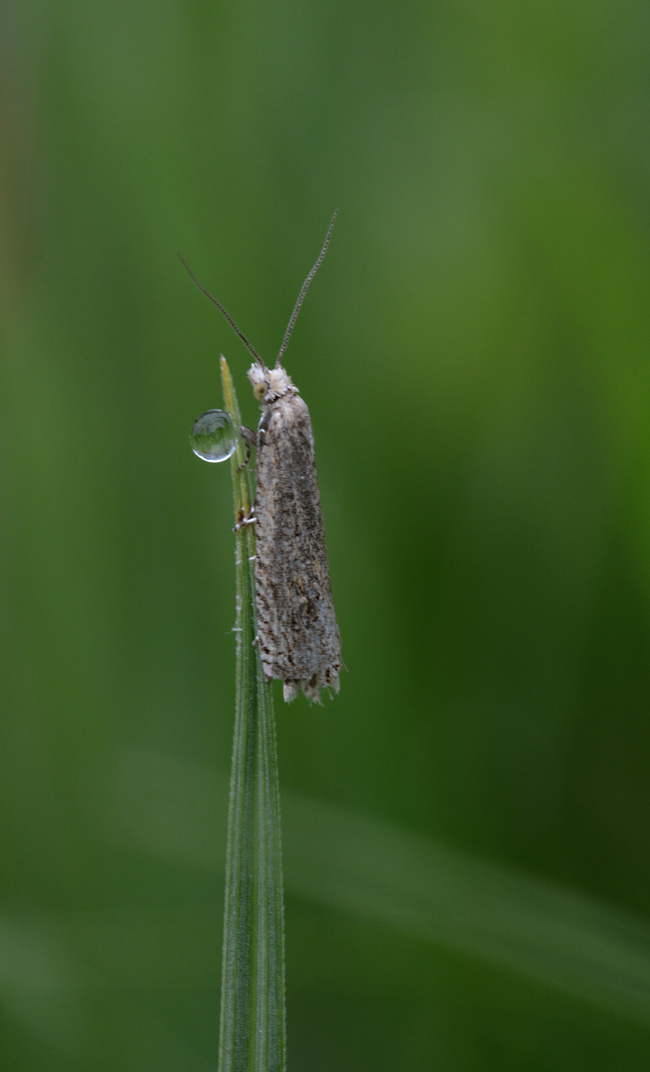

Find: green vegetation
<box><xmin>3</xmin><ymin>1</ymin><xmax>650</xmax><ymax>1068</ymax></box>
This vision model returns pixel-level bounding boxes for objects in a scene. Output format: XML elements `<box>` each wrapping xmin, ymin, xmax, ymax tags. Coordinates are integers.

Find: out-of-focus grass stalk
<box><xmin>218</xmin><ymin>356</ymin><xmax>286</xmax><ymax>1072</ymax></box>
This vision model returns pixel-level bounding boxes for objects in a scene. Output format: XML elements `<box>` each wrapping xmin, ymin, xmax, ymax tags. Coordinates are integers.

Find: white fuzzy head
<box><xmin>247</xmin><ymin>363</ymin><xmax>296</xmax><ymax>404</ymax></box>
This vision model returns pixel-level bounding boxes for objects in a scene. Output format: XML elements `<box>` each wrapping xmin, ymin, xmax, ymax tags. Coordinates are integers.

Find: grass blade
<box><xmin>218</xmin><ymin>357</ymin><xmax>286</xmax><ymax>1072</ymax></box>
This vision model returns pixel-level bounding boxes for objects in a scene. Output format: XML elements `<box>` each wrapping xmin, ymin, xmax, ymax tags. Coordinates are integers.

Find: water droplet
<box><xmin>190</xmin><ymin>410</ymin><xmax>237</xmax><ymax>462</ymax></box>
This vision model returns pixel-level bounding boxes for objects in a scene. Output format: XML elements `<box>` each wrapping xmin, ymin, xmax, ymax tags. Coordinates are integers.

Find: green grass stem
<box><xmin>218</xmin><ymin>357</ymin><xmax>286</xmax><ymax>1072</ymax></box>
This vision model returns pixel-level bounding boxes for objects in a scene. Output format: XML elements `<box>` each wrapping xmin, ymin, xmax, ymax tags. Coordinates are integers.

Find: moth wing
<box><xmin>255</xmin><ymin>394</ymin><xmax>341</xmax><ymax>687</ymax></box>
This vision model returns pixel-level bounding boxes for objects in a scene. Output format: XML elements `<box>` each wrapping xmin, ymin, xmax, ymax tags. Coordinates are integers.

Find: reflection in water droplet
<box><xmin>190</xmin><ymin>410</ymin><xmax>237</xmax><ymax>462</ymax></box>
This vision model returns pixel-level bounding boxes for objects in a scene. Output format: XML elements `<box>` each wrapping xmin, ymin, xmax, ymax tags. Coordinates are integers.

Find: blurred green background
<box><xmin>3</xmin><ymin>0</ymin><xmax>650</xmax><ymax>1068</ymax></box>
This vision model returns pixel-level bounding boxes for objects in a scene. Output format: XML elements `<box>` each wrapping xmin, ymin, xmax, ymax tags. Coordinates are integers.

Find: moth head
<box><xmin>247</xmin><ymin>363</ymin><xmax>294</xmax><ymax>403</ymax></box>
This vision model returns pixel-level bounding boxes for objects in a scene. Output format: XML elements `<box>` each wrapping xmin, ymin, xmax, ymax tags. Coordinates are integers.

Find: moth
<box><xmin>182</xmin><ymin>212</ymin><xmax>341</xmax><ymax>702</ymax></box>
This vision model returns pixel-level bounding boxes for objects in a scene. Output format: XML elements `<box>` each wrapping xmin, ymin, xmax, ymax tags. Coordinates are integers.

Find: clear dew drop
<box><xmin>190</xmin><ymin>409</ymin><xmax>237</xmax><ymax>462</ymax></box>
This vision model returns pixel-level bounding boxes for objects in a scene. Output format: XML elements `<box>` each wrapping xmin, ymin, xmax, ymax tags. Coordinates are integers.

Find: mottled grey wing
<box><xmin>254</xmin><ymin>394</ymin><xmax>341</xmax><ymax>689</ymax></box>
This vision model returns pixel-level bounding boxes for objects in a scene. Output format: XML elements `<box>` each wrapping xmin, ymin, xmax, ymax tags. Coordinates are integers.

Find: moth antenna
<box><xmin>178</xmin><ymin>254</ymin><xmax>267</xmax><ymax>370</ymax></box>
<box><xmin>275</xmin><ymin>208</ymin><xmax>338</xmax><ymax>368</ymax></box>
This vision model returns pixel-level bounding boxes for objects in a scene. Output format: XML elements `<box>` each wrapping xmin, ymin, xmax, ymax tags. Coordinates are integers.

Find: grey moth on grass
<box><xmin>183</xmin><ymin>212</ymin><xmax>342</xmax><ymax>702</ymax></box>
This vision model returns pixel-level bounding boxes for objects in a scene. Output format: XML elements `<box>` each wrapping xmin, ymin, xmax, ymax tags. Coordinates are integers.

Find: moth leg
<box><xmin>233</xmin><ymin>506</ymin><xmax>257</xmax><ymax>531</ymax></box>
<box><xmin>236</xmin><ymin>425</ymin><xmax>258</xmax><ymax>473</ymax></box>
<box><xmin>233</xmin><ymin>427</ymin><xmax>258</xmax><ymax>529</ymax></box>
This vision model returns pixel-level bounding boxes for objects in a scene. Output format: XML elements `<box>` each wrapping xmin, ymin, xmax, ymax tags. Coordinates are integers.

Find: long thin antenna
<box><xmin>178</xmin><ymin>254</ymin><xmax>267</xmax><ymax>369</ymax></box>
<box><xmin>275</xmin><ymin>209</ymin><xmax>338</xmax><ymax>368</ymax></box>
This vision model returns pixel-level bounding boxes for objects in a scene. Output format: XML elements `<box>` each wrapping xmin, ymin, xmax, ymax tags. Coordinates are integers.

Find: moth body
<box><xmin>182</xmin><ymin>210</ymin><xmax>341</xmax><ymax>702</ymax></box>
<box><xmin>248</xmin><ymin>363</ymin><xmax>341</xmax><ymax>703</ymax></box>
